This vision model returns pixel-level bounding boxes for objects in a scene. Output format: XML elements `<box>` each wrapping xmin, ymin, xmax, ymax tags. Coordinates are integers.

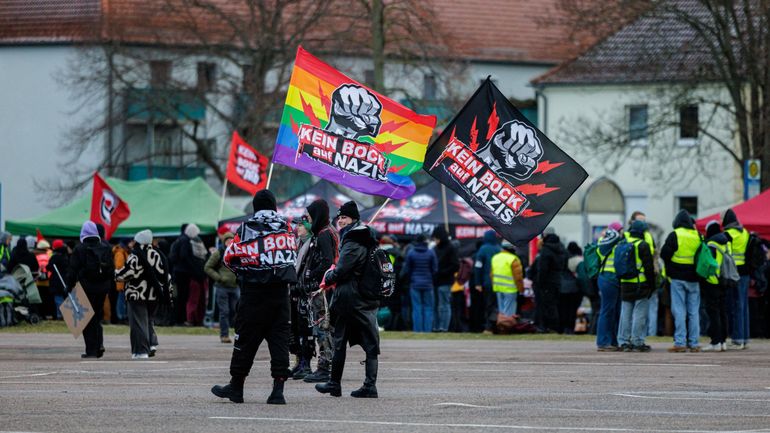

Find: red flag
<box><xmin>90</xmin><ymin>172</ymin><xmax>130</xmax><ymax>240</ymax></box>
<box><xmin>36</xmin><ymin>228</ymin><xmax>44</xmax><ymax>242</ymax></box>
<box><xmin>226</xmin><ymin>132</ymin><xmax>269</xmax><ymax>195</ymax></box>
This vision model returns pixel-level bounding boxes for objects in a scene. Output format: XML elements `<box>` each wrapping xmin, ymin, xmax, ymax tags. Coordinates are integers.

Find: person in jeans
<box><xmin>722</xmin><ymin>209</ymin><xmax>751</xmax><ymax>349</ymax></box>
<box><xmin>700</xmin><ymin>221</ymin><xmax>730</xmax><ymax>351</ymax></box>
<box><xmin>617</xmin><ymin>221</ymin><xmax>656</xmax><ymax>352</ymax></box>
<box><xmin>431</xmin><ymin>226</ymin><xmax>458</xmax><ymax>332</ymax></box>
<box><xmin>661</xmin><ymin>210</ymin><xmax>702</xmax><ymax>352</ymax></box>
<box><xmin>490</xmin><ymin>240</ymin><xmax>524</xmax><ymax>321</ymax></box>
<box><xmin>402</xmin><ymin>234</ymin><xmax>438</xmax><ymax>332</ymax></box>
<box><xmin>204</xmin><ymin>231</ymin><xmax>239</xmax><ymax>344</ymax></box>
<box><xmin>595</xmin><ymin>222</ymin><xmax>623</xmax><ymax>351</ymax></box>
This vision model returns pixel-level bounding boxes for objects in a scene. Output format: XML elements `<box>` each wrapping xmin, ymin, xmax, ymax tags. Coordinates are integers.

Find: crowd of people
<box><xmin>2</xmin><ymin>190</ymin><xmax>770</xmax><ymax>401</ymax></box>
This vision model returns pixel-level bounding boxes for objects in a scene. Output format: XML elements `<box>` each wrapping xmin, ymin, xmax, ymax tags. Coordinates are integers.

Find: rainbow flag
<box><xmin>273</xmin><ymin>46</ymin><xmax>437</xmax><ymax>199</ymax></box>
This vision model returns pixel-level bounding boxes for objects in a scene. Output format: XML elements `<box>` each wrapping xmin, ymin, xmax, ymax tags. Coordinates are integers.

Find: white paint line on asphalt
<box><xmin>0</xmin><ymin>381</ymin><xmax>205</xmax><ymax>386</ymax></box>
<box><xmin>79</xmin><ymin>360</ymin><xmax>168</xmax><ymax>364</ymax></box>
<box><xmin>392</xmin><ymin>368</ymin><xmax>513</xmax><ymax>373</ymax></box>
<box><xmin>434</xmin><ymin>402</ymin><xmax>497</xmax><ymax>409</ymax></box>
<box><xmin>551</xmin><ymin>407</ymin><xmax>770</xmax><ymax>418</ymax></box>
<box><xmin>0</xmin><ymin>431</ymin><xmax>48</xmax><ymax>433</ymax></box>
<box><xmin>614</xmin><ymin>393</ymin><xmax>770</xmax><ymax>403</ymax></box>
<box><xmin>207</xmin><ymin>416</ymin><xmax>730</xmax><ymax>432</ymax></box>
<box><xmin>381</xmin><ymin>361</ymin><xmax>719</xmax><ymax>368</ymax></box>
<box><xmin>0</xmin><ymin>372</ymin><xmax>58</xmax><ymax>379</ymax></box>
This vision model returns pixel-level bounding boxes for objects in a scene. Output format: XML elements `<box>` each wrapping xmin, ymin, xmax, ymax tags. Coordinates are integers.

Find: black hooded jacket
<box><xmin>702</xmin><ymin>223</ymin><xmax>730</xmax><ymax>287</ymax></box>
<box><xmin>722</xmin><ymin>208</ymin><xmax>751</xmax><ymax>275</ymax></box>
<box><xmin>324</xmin><ymin>222</ymin><xmax>380</xmax><ymax>355</ymax></box>
<box><xmin>535</xmin><ymin>234</ymin><xmax>566</xmax><ymax>292</ymax></box>
<box><xmin>8</xmin><ymin>239</ymin><xmax>39</xmax><ymax>274</ymax></box>
<box><xmin>299</xmin><ymin>200</ymin><xmax>339</xmax><ymax>290</ymax></box>
<box><xmin>432</xmin><ymin>227</ymin><xmax>459</xmax><ymax>287</ymax></box>
<box><xmin>660</xmin><ymin>210</ymin><xmax>699</xmax><ymax>282</ymax></box>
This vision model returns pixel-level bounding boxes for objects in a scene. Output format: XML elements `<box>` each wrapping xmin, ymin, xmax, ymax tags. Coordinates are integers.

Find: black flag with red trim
<box><xmin>423</xmin><ymin>79</ymin><xmax>587</xmax><ymax>245</ymax></box>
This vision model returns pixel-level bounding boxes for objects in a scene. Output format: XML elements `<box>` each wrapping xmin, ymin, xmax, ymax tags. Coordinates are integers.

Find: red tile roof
<box><xmin>0</xmin><ymin>0</ymin><xmax>589</xmax><ymax>64</ymax></box>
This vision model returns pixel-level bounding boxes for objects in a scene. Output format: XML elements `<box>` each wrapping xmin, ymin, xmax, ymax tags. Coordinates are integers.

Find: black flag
<box><xmin>423</xmin><ymin>79</ymin><xmax>588</xmax><ymax>246</ymax></box>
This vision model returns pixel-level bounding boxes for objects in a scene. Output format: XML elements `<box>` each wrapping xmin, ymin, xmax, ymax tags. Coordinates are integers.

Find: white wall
<box><xmin>0</xmin><ymin>45</ymin><xmax>103</xmax><ymax>227</ymax></box>
<box><xmin>540</xmin><ymin>83</ymin><xmax>742</xmax><ymax>244</ymax></box>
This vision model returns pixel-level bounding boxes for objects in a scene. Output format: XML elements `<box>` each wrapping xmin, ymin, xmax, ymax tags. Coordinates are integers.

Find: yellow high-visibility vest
<box><xmin>620</xmin><ymin>238</ymin><xmax>648</xmax><ymax>283</ymax></box>
<box><xmin>725</xmin><ymin>227</ymin><xmax>749</xmax><ymax>266</ymax></box>
<box><xmin>705</xmin><ymin>241</ymin><xmax>730</xmax><ymax>285</ymax></box>
<box><xmin>597</xmin><ymin>238</ymin><xmax>615</xmax><ymax>274</ymax></box>
<box><xmin>671</xmin><ymin>227</ymin><xmax>701</xmax><ymax>265</ymax></box>
<box><xmin>625</xmin><ymin>230</ymin><xmax>655</xmax><ymax>256</ymax></box>
<box><xmin>491</xmin><ymin>251</ymin><xmax>519</xmax><ymax>294</ymax></box>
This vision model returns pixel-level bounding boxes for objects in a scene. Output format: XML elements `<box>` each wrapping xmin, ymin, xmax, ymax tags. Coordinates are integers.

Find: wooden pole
<box><xmin>367</xmin><ymin>198</ymin><xmax>391</xmax><ymax>225</ymax></box>
<box><xmin>441</xmin><ymin>184</ymin><xmax>450</xmax><ymax>234</ymax></box>
<box><xmin>265</xmin><ymin>163</ymin><xmax>275</xmax><ymax>189</ymax></box>
<box><xmin>217</xmin><ymin>178</ymin><xmax>228</xmax><ymax>222</ymax></box>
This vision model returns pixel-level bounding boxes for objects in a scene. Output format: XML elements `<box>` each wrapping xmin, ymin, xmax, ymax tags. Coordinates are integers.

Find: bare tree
<box><xmin>50</xmin><ymin>0</ymin><xmax>460</xmax><ymax>203</ymax></box>
<box><xmin>551</xmin><ymin>0</ymin><xmax>770</xmax><ymax>193</ymax></box>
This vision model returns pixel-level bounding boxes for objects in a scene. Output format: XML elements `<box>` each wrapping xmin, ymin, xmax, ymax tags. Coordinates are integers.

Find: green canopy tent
<box><xmin>5</xmin><ymin>177</ymin><xmax>241</xmax><ymax>238</ymax></box>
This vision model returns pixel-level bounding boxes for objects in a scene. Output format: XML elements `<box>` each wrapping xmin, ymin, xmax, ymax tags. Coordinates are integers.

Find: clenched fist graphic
<box><xmin>477</xmin><ymin>120</ymin><xmax>543</xmax><ymax>181</ymax></box>
<box><xmin>325</xmin><ymin>84</ymin><xmax>383</xmax><ymax>139</ymax></box>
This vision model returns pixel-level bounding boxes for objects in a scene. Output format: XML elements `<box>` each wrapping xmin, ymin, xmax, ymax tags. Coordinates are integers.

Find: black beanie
<box><xmin>337</xmin><ymin>200</ymin><xmax>360</xmax><ymax>220</ymax></box>
<box><xmin>252</xmin><ymin>189</ymin><xmax>277</xmax><ymax>212</ymax></box>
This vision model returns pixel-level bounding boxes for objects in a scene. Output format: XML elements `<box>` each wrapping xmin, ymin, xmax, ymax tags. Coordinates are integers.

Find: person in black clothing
<box><xmin>8</xmin><ymin>237</ymin><xmax>39</xmax><ymax>274</ymax></box>
<box><xmin>316</xmin><ymin>201</ymin><xmax>380</xmax><ymax>398</ymax></box>
<box><xmin>168</xmin><ymin>224</ymin><xmax>190</xmax><ymax>325</ymax></box>
<box><xmin>47</xmin><ymin>239</ymin><xmax>70</xmax><ymax>320</ymax></box>
<box><xmin>535</xmin><ymin>228</ymin><xmax>566</xmax><ymax>333</ymax></box>
<box><xmin>700</xmin><ymin>221</ymin><xmax>730</xmax><ymax>351</ymax></box>
<box><xmin>300</xmin><ymin>199</ymin><xmax>339</xmax><ymax>383</ymax></box>
<box><xmin>211</xmin><ymin>190</ymin><xmax>297</xmax><ymax>405</ymax></box>
<box><xmin>66</xmin><ymin>221</ymin><xmax>114</xmax><ymax>358</ymax></box>
<box><xmin>432</xmin><ymin>226</ymin><xmax>459</xmax><ymax>332</ymax></box>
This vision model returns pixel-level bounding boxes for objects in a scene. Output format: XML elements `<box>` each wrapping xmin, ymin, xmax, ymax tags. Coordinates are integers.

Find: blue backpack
<box><xmin>613</xmin><ymin>239</ymin><xmax>639</xmax><ymax>280</ymax></box>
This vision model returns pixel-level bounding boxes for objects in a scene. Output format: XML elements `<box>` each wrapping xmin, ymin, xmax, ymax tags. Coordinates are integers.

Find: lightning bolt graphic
<box><xmin>469</xmin><ymin>116</ymin><xmax>479</xmax><ymax>151</ymax></box>
<box><xmin>533</xmin><ymin>160</ymin><xmax>565</xmax><ymax>175</ymax></box>
<box><xmin>318</xmin><ymin>81</ymin><xmax>331</xmax><ymax>113</ymax></box>
<box><xmin>514</xmin><ymin>183</ymin><xmax>560</xmax><ymax>196</ymax></box>
<box><xmin>379</xmin><ymin>120</ymin><xmax>407</xmax><ymax>135</ymax></box>
<box><xmin>300</xmin><ymin>93</ymin><xmax>321</xmax><ymax>128</ymax></box>
<box><xmin>521</xmin><ymin>209</ymin><xmax>544</xmax><ymax>218</ymax></box>
<box><xmin>388</xmin><ymin>163</ymin><xmax>407</xmax><ymax>173</ymax></box>
<box><xmin>486</xmin><ymin>102</ymin><xmax>499</xmax><ymax>141</ymax></box>
<box><xmin>375</xmin><ymin>140</ymin><xmax>408</xmax><ymax>154</ymax></box>
<box><xmin>290</xmin><ymin>114</ymin><xmax>299</xmax><ymax>135</ymax></box>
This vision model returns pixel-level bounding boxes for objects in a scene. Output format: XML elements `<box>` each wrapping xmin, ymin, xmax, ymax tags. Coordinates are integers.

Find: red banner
<box><xmin>226</xmin><ymin>132</ymin><xmax>269</xmax><ymax>195</ymax></box>
<box><xmin>90</xmin><ymin>172</ymin><xmax>130</xmax><ymax>240</ymax></box>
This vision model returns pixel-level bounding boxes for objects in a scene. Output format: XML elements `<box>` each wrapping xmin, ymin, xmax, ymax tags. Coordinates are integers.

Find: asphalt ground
<box><xmin>1</xmin><ymin>332</ymin><xmax>769</xmax><ymax>433</ymax></box>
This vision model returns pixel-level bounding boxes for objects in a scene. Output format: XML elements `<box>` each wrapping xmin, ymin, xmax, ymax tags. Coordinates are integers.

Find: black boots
<box><xmin>266</xmin><ymin>378</ymin><xmax>286</xmax><ymax>405</ymax></box>
<box><xmin>211</xmin><ymin>376</ymin><xmax>245</xmax><ymax>403</ymax></box>
<box><xmin>315</xmin><ymin>380</ymin><xmax>342</xmax><ymax>397</ymax></box>
<box><xmin>292</xmin><ymin>358</ymin><xmax>311</xmax><ymax>380</ymax></box>
<box><xmin>303</xmin><ymin>367</ymin><xmax>331</xmax><ymax>383</ymax></box>
<box><xmin>350</xmin><ymin>357</ymin><xmax>378</xmax><ymax>398</ymax></box>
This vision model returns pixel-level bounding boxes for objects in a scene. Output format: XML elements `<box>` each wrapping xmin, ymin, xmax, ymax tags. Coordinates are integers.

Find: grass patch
<box><xmin>0</xmin><ymin>320</ymin><xmax>219</xmax><ymax>336</ymax></box>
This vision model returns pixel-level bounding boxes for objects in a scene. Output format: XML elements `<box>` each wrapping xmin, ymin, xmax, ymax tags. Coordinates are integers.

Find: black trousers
<box><xmin>83</xmin><ymin>291</ymin><xmax>106</xmax><ymax>356</ymax></box>
<box><xmin>702</xmin><ymin>283</ymin><xmax>728</xmax><ymax>345</ymax></box>
<box><xmin>289</xmin><ymin>294</ymin><xmax>314</xmax><ymax>359</ymax></box>
<box><xmin>230</xmin><ymin>285</ymin><xmax>291</xmax><ymax>379</ymax></box>
<box><xmin>174</xmin><ymin>273</ymin><xmax>190</xmax><ymax>325</ymax></box>
<box><xmin>450</xmin><ymin>291</ymin><xmax>466</xmax><ymax>332</ymax></box>
<box><xmin>536</xmin><ymin>285</ymin><xmax>560</xmax><ymax>332</ymax></box>
<box><xmin>483</xmin><ymin>284</ymin><xmax>498</xmax><ymax>331</ymax></box>
<box><xmin>558</xmin><ymin>292</ymin><xmax>583</xmax><ymax>334</ymax></box>
<box><xmin>469</xmin><ymin>288</ymin><xmax>485</xmax><ymax>332</ymax></box>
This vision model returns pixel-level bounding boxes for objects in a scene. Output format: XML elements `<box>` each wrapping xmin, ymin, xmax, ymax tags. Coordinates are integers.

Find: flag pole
<box><xmin>265</xmin><ymin>163</ymin><xmax>275</xmax><ymax>189</ymax></box>
<box><xmin>441</xmin><ymin>184</ymin><xmax>450</xmax><ymax>233</ymax></box>
<box><xmin>218</xmin><ymin>178</ymin><xmax>228</xmax><ymax>221</ymax></box>
<box><xmin>368</xmin><ymin>198</ymin><xmax>390</xmax><ymax>225</ymax></box>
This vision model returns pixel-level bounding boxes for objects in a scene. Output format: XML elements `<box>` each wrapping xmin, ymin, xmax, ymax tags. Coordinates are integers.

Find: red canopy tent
<box><xmin>695</xmin><ymin>189</ymin><xmax>770</xmax><ymax>240</ymax></box>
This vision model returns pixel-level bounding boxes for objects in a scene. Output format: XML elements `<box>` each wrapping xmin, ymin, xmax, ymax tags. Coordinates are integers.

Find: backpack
<box><xmin>359</xmin><ymin>247</ymin><xmax>397</xmax><ymax>300</ymax></box>
<box><xmin>695</xmin><ymin>242</ymin><xmax>719</xmax><ymax>280</ymax></box>
<box><xmin>134</xmin><ymin>246</ymin><xmax>171</xmax><ymax>305</ymax></box>
<box><xmin>613</xmin><ymin>239</ymin><xmax>639</xmax><ymax>280</ymax></box>
<box><xmin>713</xmin><ymin>244</ymin><xmax>739</xmax><ymax>289</ymax></box>
<box><xmin>747</xmin><ymin>234</ymin><xmax>766</xmax><ymax>273</ymax></box>
<box><xmin>83</xmin><ymin>243</ymin><xmax>114</xmax><ymax>282</ymax></box>
<box><xmin>455</xmin><ymin>257</ymin><xmax>474</xmax><ymax>284</ymax></box>
<box><xmin>583</xmin><ymin>242</ymin><xmax>604</xmax><ymax>279</ymax></box>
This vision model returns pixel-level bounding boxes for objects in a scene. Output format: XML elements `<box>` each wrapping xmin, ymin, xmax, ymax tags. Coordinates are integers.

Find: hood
<box><xmin>541</xmin><ymin>236</ymin><xmax>565</xmax><ymax>255</ymax></box>
<box><xmin>707</xmin><ymin>232</ymin><xmax>729</xmax><ymax>245</ymax></box>
<box><xmin>543</xmin><ymin>233</ymin><xmax>561</xmax><ymax>245</ymax></box>
<box><xmin>80</xmin><ymin>221</ymin><xmax>100</xmax><ymax>242</ymax></box>
<box><xmin>721</xmin><ymin>208</ymin><xmax>742</xmax><ymax>230</ymax></box>
<box><xmin>0</xmin><ymin>232</ymin><xmax>10</xmax><ymax>245</ymax></box>
<box><xmin>431</xmin><ymin>226</ymin><xmax>449</xmax><ymax>245</ymax></box>
<box><xmin>14</xmin><ymin>238</ymin><xmax>29</xmax><ymax>251</ymax></box>
<box><xmin>628</xmin><ymin>220</ymin><xmax>648</xmax><ymax>238</ymax></box>
<box><xmin>672</xmin><ymin>209</ymin><xmax>694</xmax><ymax>229</ymax></box>
<box><xmin>482</xmin><ymin>230</ymin><xmax>498</xmax><ymax>245</ymax></box>
<box><xmin>705</xmin><ymin>220</ymin><xmax>722</xmax><ymax>239</ymax></box>
<box><xmin>306</xmin><ymin>199</ymin><xmax>330</xmax><ymax>235</ymax></box>
<box><xmin>342</xmin><ymin>223</ymin><xmax>376</xmax><ymax>248</ymax></box>
<box><xmin>184</xmin><ymin>223</ymin><xmax>201</xmax><ymax>239</ymax></box>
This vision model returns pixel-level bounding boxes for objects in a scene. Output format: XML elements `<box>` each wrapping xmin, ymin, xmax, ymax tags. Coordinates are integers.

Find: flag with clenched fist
<box><xmin>272</xmin><ymin>46</ymin><xmax>436</xmax><ymax>199</ymax></box>
<box><xmin>423</xmin><ymin>78</ymin><xmax>587</xmax><ymax>245</ymax></box>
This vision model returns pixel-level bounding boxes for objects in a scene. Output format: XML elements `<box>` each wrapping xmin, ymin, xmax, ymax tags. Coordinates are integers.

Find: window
<box><xmin>628</xmin><ymin>105</ymin><xmax>648</xmax><ymax>144</ymax></box>
<box><xmin>197</xmin><ymin>62</ymin><xmax>217</xmax><ymax>92</ymax></box>
<box><xmin>150</xmin><ymin>60</ymin><xmax>172</xmax><ymax>88</ymax></box>
<box><xmin>679</xmin><ymin>104</ymin><xmax>698</xmax><ymax>145</ymax></box>
<box><xmin>364</xmin><ymin>69</ymin><xmax>375</xmax><ymax>88</ymax></box>
<box><xmin>678</xmin><ymin>196</ymin><xmax>698</xmax><ymax>216</ymax></box>
<box><xmin>423</xmin><ymin>75</ymin><xmax>437</xmax><ymax>100</ymax></box>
